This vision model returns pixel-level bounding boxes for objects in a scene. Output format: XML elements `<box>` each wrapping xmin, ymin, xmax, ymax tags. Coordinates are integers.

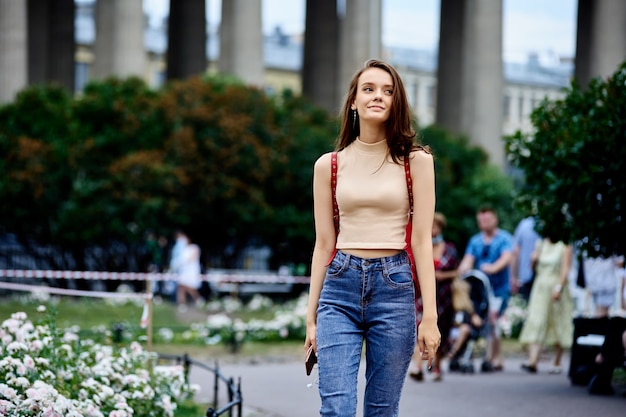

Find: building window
<box><xmin>152</xmin><ymin>70</ymin><xmax>166</xmax><ymax>88</ymax></box>
<box><xmin>503</xmin><ymin>95</ymin><xmax>511</xmax><ymax>120</ymax></box>
<box><xmin>518</xmin><ymin>96</ymin><xmax>524</xmax><ymax>120</ymax></box>
<box><xmin>407</xmin><ymin>81</ymin><xmax>418</xmax><ymax>108</ymax></box>
<box><xmin>531</xmin><ymin>98</ymin><xmax>540</xmax><ymax>111</ymax></box>
<box><xmin>427</xmin><ymin>85</ymin><xmax>436</xmax><ymax>110</ymax></box>
<box><xmin>75</xmin><ymin>62</ymin><xmax>89</xmax><ymax>93</ymax></box>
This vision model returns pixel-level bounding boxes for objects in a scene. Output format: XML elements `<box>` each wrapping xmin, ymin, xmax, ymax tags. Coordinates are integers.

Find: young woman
<box><xmin>305</xmin><ymin>59</ymin><xmax>440</xmax><ymax>416</ymax></box>
<box><xmin>519</xmin><ymin>236</ymin><xmax>573</xmax><ymax>373</ymax></box>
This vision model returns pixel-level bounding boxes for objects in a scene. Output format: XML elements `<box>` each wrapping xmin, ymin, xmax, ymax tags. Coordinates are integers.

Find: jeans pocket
<box><xmin>326</xmin><ymin>253</ymin><xmax>348</xmax><ymax>278</ymax></box>
<box><xmin>383</xmin><ymin>263</ymin><xmax>413</xmax><ymax>288</ymax></box>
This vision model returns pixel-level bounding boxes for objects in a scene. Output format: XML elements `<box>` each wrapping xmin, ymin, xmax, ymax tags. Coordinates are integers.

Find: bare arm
<box><xmin>305</xmin><ymin>153</ymin><xmax>336</xmax><ymax>353</ymax></box>
<box><xmin>457</xmin><ymin>253</ymin><xmax>475</xmax><ymax>276</ymax></box>
<box><xmin>481</xmin><ymin>250</ymin><xmax>513</xmax><ymax>275</ymax></box>
<box><xmin>410</xmin><ymin>151</ymin><xmax>440</xmax><ymax>366</ymax></box>
<box><xmin>510</xmin><ymin>244</ymin><xmax>521</xmax><ymax>293</ymax></box>
<box><xmin>553</xmin><ymin>244</ymin><xmax>573</xmax><ymax>300</ymax></box>
<box><xmin>559</xmin><ymin>245</ymin><xmax>573</xmax><ymax>287</ymax></box>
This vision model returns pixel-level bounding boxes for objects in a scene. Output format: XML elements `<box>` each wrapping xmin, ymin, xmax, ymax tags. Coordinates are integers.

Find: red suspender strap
<box><xmin>331</xmin><ymin>152</ymin><xmax>339</xmax><ymax>235</ymax></box>
<box><xmin>404</xmin><ymin>156</ymin><xmax>414</xmax><ymax>229</ymax></box>
<box><xmin>326</xmin><ymin>152</ymin><xmax>339</xmax><ymax>265</ymax></box>
<box><xmin>404</xmin><ymin>156</ymin><xmax>420</xmax><ymax>291</ymax></box>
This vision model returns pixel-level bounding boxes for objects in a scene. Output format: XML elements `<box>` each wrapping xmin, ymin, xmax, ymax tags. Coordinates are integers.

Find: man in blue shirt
<box><xmin>458</xmin><ymin>207</ymin><xmax>513</xmax><ymax>372</ymax></box>
<box><xmin>511</xmin><ymin>217</ymin><xmax>541</xmax><ymax>301</ymax></box>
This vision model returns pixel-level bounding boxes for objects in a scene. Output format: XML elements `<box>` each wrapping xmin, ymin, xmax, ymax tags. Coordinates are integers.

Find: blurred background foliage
<box><xmin>505</xmin><ymin>62</ymin><xmax>626</xmax><ymax>257</ymax></box>
<box><xmin>0</xmin><ymin>75</ymin><xmax>515</xmax><ymax>273</ymax></box>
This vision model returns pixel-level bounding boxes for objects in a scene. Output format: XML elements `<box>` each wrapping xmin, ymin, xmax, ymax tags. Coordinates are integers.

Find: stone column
<box><xmin>167</xmin><ymin>0</ymin><xmax>207</xmax><ymax>80</ymax></box>
<box><xmin>219</xmin><ymin>0</ymin><xmax>264</xmax><ymax>86</ymax></box>
<box><xmin>575</xmin><ymin>0</ymin><xmax>626</xmax><ymax>87</ymax></box>
<box><xmin>302</xmin><ymin>0</ymin><xmax>339</xmax><ymax>113</ymax></box>
<box><xmin>436</xmin><ymin>0</ymin><xmax>465</xmax><ymax>134</ymax></box>
<box><xmin>338</xmin><ymin>0</ymin><xmax>382</xmax><ymax>102</ymax></box>
<box><xmin>47</xmin><ymin>0</ymin><xmax>75</xmax><ymax>90</ymax></box>
<box><xmin>461</xmin><ymin>0</ymin><xmax>504</xmax><ymax>166</ymax></box>
<box><xmin>0</xmin><ymin>0</ymin><xmax>27</xmax><ymax>103</ymax></box>
<box><xmin>93</xmin><ymin>0</ymin><xmax>145</xmax><ymax>79</ymax></box>
<box><xmin>28</xmin><ymin>0</ymin><xmax>75</xmax><ymax>91</ymax></box>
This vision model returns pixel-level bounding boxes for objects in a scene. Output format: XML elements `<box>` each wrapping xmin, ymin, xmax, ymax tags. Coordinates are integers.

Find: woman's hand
<box><xmin>417</xmin><ymin>317</ymin><xmax>441</xmax><ymax>369</ymax></box>
<box><xmin>304</xmin><ymin>322</ymin><xmax>317</xmax><ymax>354</ymax></box>
<box><xmin>551</xmin><ymin>284</ymin><xmax>563</xmax><ymax>301</ymax></box>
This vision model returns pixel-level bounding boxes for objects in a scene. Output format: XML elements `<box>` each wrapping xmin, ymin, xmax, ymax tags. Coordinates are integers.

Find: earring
<box><xmin>352</xmin><ymin>109</ymin><xmax>357</xmax><ymax>129</ymax></box>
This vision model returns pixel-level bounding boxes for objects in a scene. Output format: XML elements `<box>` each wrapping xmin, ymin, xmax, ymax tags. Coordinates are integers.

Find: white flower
<box><xmin>11</xmin><ymin>312</ymin><xmax>27</xmax><ymax>321</ymax></box>
<box><xmin>161</xmin><ymin>395</ymin><xmax>174</xmax><ymax>415</ymax></box>
<box><xmin>6</xmin><ymin>341</ymin><xmax>28</xmax><ymax>353</ymax></box>
<box><xmin>0</xmin><ymin>399</ymin><xmax>15</xmax><ymax>414</ymax></box>
<box><xmin>30</xmin><ymin>339</ymin><xmax>44</xmax><ymax>352</ymax></box>
<box><xmin>11</xmin><ymin>376</ymin><xmax>31</xmax><ymax>389</ymax></box>
<box><xmin>129</xmin><ymin>341</ymin><xmax>142</xmax><ymax>354</ymax></box>
<box><xmin>23</xmin><ymin>355</ymin><xmax>35</xmax><ymax>369</ymax></box>
<box><xmin>1</xmin><ymin>334</ymin><xmax>12</xmax><ymax>346</ymax></box>
<box><xmin>157</xmin><ymin>328</ymin><xmax>174</xmax><ymax>342</ymax></box>
<box><xmin>0</xmin><ymin>383</ymin><xmax>17</xmax><ymax>399</ymax></box>
<box><xmin>99</xmin><ymin>385</ymin><xmax>114</xmax><ymax>399</ymax></box>
<box><xmin>122</xmin><ymin>374</ymin><xmax>141</xmax><ymax>387</ymax></box>
<box><xmin>35</xmin><ymin>357</ymin><xmax>50</xmax><ymax>367</ymax></box>
<box><xmin>62</xmin><ymin>332</ymin><xmax>80</xmax><ymax>343</ymax></box>
<box><xmin>37</xmin><ymin>305</ymin><xmax>47</xmax><ymax>313</ymax></box>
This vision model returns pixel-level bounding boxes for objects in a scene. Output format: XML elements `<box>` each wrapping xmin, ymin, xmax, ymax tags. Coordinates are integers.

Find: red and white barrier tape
<box><xmin>0</xmin><ymin>269</ymin><xmax>311</xmax><ymax>284</ymax></box>
<box><xmin>0</xmin><ymin>281</ymin><xmax>150</xmax><ymax>299</ymax></box>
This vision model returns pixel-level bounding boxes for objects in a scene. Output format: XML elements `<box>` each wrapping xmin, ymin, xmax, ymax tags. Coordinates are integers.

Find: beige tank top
<box><xmin>335</xmin><ymin>138</ymin><xmax>410</xmax><ymax>250</ymax></box>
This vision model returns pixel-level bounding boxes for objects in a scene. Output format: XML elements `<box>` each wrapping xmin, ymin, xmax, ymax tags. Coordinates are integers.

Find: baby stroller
<box><xmin>448</xmin><ymin>269</ymin><xmax>493</xmax><ymax>374</ymax></box>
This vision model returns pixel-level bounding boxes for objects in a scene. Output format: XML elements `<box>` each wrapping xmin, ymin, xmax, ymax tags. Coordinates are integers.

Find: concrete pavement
<box><xmin>188</xmin><ymin>354</ymin><xmax>625</xmax><ymax>417</ymax></box>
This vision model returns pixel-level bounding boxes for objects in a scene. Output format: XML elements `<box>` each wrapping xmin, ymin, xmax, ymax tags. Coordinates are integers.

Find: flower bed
<box><xmin>0</xmin><ymin>308</ymin><xmax>197</xmax><ymax>416</ymax></box>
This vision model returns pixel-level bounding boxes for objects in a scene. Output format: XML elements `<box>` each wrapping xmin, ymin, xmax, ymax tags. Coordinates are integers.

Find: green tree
<box><xmin>505</xmin><ymin>62</ymin><xmax>626</xmax><ymax>257</ymax></box>
<box><xmin>57</xmin><ymin>77</ymin><xmax>169</xmax><ymax>245</ymax></box>
<box><xmin>0</xmin><ymin>86</ymin><xmax>75</xmax><ymax>239</ymax></box>
<box><xmin>422</xmin><ymin>125</ymin><xmax>517</xmax><ymax>251</ymax></box>
<box><xmin>156</xmin><ymin>78</ymin><xmax>338</xmax><ymax>266</ymax></box>
<box><xmin>261</xmin><ymin>90</ymin><xmax>338</xmax><ymax>267</ymax></box>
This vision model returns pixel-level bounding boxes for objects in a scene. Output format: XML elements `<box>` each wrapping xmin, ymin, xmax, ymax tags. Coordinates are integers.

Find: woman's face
<box><xmin>351</xmin><ymin>67</ymin><xmax>393</xmax><ymax>125</ymax></box>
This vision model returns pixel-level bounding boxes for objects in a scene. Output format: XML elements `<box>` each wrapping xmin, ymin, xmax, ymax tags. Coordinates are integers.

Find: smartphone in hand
<box><xmin>305</xmin><ymin>345</ymin><xmax>317</xmax><ymax>376</ymax></box>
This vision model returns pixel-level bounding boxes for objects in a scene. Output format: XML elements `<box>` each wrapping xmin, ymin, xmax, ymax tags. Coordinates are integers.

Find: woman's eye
<box><xmin>385</xmin><ymin>89</ymin><xmax>393</xmax><ymax>95</ymax></box>
<box><xmin>363</xmin><ymin>87</ymin><xmax>373</xmax><ymax>92</ymax></box>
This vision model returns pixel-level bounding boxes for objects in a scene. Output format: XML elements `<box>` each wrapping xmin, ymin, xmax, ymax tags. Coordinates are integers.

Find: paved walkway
<box><xmin>188</xmin><ymin>355</ymin><xmax>625</xmax><ymax>417</ymax></box>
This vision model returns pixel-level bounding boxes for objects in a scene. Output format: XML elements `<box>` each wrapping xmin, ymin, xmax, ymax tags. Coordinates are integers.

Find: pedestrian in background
<box><xmin>409</xmin><ymin>212</ymin><xmax>459</xmax><ymax>382</ymax></box>
<box><xmin>583</xmin><ymin>253</ymin><xmax>624</xmax><ymax>317</ymax></box>
<box><xmin>511</xmin><ymin>216</ymin><xmax>541</xmax><ymax>301</ymax></box>
<box><xmin>169</xmin><ymin>230</ymin><xmax>203</xmax><ymax>311</ymax></box>
<box><xmin>458</xmin><ymin>206</ymin><xmax>513</xmax><ymax>372</ymax></box>
<box><xmin>519</xmin><ymin>235</ymin><xmax>573</xmax><ymax>374</ymax></box>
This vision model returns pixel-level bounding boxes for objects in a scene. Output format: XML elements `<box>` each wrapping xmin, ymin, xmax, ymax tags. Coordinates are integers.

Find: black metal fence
<box><xmin>157</xmin><ymin>353</ymin><xmax>243</xmax><ymax>417</ymax></box>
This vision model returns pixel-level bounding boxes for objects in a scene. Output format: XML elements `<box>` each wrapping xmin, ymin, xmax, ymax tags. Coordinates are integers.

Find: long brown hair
<box><xmin>335</xmin><ymin>59</ymin><xmax>430</xmax><ymax>163</ymax></box>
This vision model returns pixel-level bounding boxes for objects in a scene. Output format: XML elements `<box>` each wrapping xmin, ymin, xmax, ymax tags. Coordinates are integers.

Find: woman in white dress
<box><xmin>171</xmin><ymin>233</ymin><xmax>202</xmax><ymax>311</ymax></box>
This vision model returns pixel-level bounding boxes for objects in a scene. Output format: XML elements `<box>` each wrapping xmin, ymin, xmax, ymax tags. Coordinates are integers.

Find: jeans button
<box><xmin>363</xmin><ymin>260</ymin><xmax>370</xmax><ymax>266</ymax></box>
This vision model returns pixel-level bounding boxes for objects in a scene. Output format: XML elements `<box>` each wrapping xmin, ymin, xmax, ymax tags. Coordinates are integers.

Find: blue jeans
<box><xmin>316</xmin><ymin>250</ymin><xmax>416</xmax><ymax>417</ymax></box>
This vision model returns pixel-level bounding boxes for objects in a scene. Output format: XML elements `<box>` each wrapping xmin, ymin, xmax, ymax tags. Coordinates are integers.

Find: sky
<box><xmin>142</xmin><ymin>0</ymin><xmax>577</xmax><ymax>64</ymax></box>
